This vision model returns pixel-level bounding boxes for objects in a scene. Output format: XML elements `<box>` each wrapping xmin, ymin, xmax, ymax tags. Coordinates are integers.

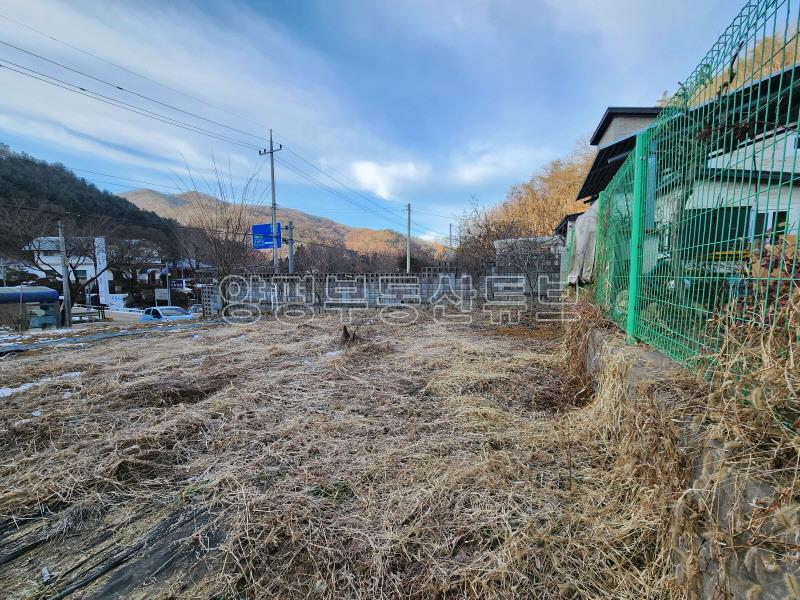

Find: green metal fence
<box><xmin>593</xmin><ymin>0</ymin><xmax>800</xmax><ymax>365</ymax></box>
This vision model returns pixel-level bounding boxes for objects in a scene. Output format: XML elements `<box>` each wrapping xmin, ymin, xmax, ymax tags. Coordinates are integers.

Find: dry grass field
<box><xmin>0</xmin><ymin>312</ymin><xmax>686</xmax><ymax>599</ymax></box>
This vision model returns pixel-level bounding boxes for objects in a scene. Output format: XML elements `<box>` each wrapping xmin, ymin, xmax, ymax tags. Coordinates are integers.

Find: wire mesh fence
<box><xmin>593</xmin><ymin>0</ymin><xmax>800</xmax><ymax>365</ymax></box>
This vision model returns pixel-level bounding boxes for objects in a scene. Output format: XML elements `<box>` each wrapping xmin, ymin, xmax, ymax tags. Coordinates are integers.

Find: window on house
<box><xmin>752</xmin><ymin>210</ymin><xmax>789</xmax><ymax>243</ymax></box>
<box><xmin>681</xmin><ymin>207</ymin><xmax>750</xmax><ymax>255</ymax></box>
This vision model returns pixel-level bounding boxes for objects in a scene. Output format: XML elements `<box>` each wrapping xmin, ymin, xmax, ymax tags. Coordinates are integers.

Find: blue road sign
<box><xmin>252</xmin><ymin>223</ymin><xmax>282</xmax><ymax>249</ymax></box>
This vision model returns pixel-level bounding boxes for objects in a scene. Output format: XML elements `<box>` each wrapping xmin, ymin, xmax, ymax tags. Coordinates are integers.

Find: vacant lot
<box><xmin>0</xmin><ymin>313</ymin><xmax>678</xmax><ymax>599</ymax></box>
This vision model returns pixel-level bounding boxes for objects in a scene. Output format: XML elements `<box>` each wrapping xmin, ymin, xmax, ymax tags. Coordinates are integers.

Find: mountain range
<box><xmin>121</xmin><ymin>188</ymin><xmax>432</xmax><ymax>256</ymax></box>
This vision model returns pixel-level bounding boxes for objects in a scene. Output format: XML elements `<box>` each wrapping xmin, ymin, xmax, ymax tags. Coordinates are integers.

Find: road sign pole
<box><xmin>287</xmin><ymin>221</ymin><xmax>295</xmax><ymax>273</ymax></box>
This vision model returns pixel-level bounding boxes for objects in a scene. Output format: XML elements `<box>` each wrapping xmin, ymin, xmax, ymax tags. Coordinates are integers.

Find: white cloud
<box><xmin>449</xmin><ymin>144</ymin><xmax>554</xmax><ymax>186</ymax></box>
<box><xmin>541</xmin><ymin>0</ymin><xmax>718</xmax><ymax>71</ymax></box>
<box><xmin>350</xmin><ymin>160</ymin><xmax>430</xmax><ymax>199</ymax></box>
<box><xmin>417</xmin><ymin>230</ymin><xmax>441</xmax><ymax>243</ymax></box>
<box><xmin>0</xmin><ymin>0</ymin><xmax>405</xmax><ymax>190</ymax></box>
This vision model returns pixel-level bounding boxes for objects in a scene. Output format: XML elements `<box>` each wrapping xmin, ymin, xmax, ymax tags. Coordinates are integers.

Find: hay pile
<box><xmin>0</xmin><ymin>311</ymin><xmax>690</xmax><ymax>598</ymax></box>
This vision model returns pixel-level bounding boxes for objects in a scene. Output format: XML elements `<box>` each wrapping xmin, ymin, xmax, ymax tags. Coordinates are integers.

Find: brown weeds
<box><xmin>0</xmin><ymin>311</ymin><xmax>690</xmax><ymax>598</ymax></box>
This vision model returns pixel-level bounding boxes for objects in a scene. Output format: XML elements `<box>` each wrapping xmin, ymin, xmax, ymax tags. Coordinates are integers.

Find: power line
<box><xmin>0</xmin><ymin>29</ymin><xmax>421</xmax><ymax>228</ymax></box>
<box><xmin>277</xmin><ymin>141</ymin><xmax>408</xmax><ymax>222</ymax></box>
<box><xmin>274</xmin><ymin>156</ymin><xmax>408</xmax><ymax>230</ymax></box>
<box><xmin>0</xmin><ymin>27</ymin><xmax>448</xmax><ymax>236</ymax></box>
<box><xmin>1</xmin><ymin>58</ymin><xmax>412</xmax><ymax>232</ymax></box>
<box><xmin>37</xmin><ymin>162</ymin><xmax>416</xmax><ymax>219</ymax></box>
<box><xmin>414</xmin><ymin>208</ymin><xmax>461</xmax><ymax>219</ymax></box>
<box><xmin>0</xmin><ymin>37</ymin><xmax>266</xmax><ymax>143</ymax></box>
<box><xmin>0</xmin><ymin>12</ymin><xmax>267</xmax><ymax>131</ymax></box>
<box><xmin>68</xmin><ymin>168</ymin><xmax>184</xmax><ymax>191</ymax></box>
<box><xmin>275</xmin><ymin>138</ymin><xmax>451</xmax><ymax>237</ymax></box>
<box><xmin>0</xmin><ymin>36</ymin><xmax>410</xmax><ymax>225</ymax></box>
<box><xmin>0</xmin><ymin>58</ymin><xmax>262</xmax><ymax>150</ymax></box>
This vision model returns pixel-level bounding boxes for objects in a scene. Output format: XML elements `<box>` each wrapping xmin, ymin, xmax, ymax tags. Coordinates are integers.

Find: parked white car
<box><xmin>140</xmin><ymin>306</ymin><xmax>194</xmax><ymax>322</ymax></box>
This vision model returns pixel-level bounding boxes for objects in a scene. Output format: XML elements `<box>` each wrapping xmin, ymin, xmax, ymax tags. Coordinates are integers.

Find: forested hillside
<box><xmin>0</xmin><ymin>144</ymin><xmax>175</xmax><ymax>232</ymax></box>
<box><xmin>122</xmin><ymin>188</ymin><xmax>430</xmax><ymax>258</ymax></box>
<box><xmin>454</xmin><ymin>139</ymin><xmax>594</xmax><ymax>276</ymax></box>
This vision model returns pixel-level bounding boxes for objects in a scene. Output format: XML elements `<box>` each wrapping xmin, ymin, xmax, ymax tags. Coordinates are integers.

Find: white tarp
<box><xmin>568</xmin><ymin>202</ymin><xmax>598</xmax><ymax>285</ymax></box>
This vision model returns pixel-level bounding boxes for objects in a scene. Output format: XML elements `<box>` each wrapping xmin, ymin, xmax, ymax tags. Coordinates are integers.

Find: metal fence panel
<box><xmin>593</xmin><ymin>0</ymin><xmax>800</xmax><ymax>365</ymax></box>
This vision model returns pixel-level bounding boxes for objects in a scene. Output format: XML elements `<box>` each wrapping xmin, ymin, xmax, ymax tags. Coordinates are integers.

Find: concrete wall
<box><xmin>201</xmin><ymin>268</ymin><xmax>565</xmax><ymax>317</ymax></box>
<box><xmin>597</xmin><ymin>115</ymin><xmax>658</xmax><ymax>149</ymax></box>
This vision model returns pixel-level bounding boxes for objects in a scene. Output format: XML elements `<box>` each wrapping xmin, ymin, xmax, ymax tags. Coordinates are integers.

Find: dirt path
<box><xmin>0</xmin><ymin>313</ymin><xmax>676</xmax><ymax>599</ymax></box>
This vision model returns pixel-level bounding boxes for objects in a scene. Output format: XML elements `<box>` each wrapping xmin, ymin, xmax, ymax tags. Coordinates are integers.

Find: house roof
<box><xmin>0</xmin><ymin>286</ymin><xmax>59</xmax><ymax>305</ymax></box>
<box><xmin>589</xmin><ymin>107</ymin><xmax>663</xmax><ymax>146</ymax></box>
<box><xmin>577</xmin><ymin>107</ymin><xmax>663</xmax><ymax>201</ymax></box>
<box><xmin>553</xmin><ymin>212</ymin><xmax>585</xmax><ymax>237</ymax></box>
<box><xmin>576</xmin><ymin>135</ymin><xmax>636</xmax><ymax>201</ymax></box>
<box><xmin>578</xmin><ymin>63</ymin><xmax>800</xmax><ymax>202</ymax></box>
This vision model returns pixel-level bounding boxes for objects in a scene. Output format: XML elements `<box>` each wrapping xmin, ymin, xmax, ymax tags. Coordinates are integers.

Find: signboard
<box><xmin>252</xmin><ymin>223</ymin><xmax>282</xmax><ymax>249</ymax></box>
<box><xmin>155</xmin><ymin>288</ymin><xmax>170</xmax><ymax>301</ymax></box>
<box><xmin>107</xmin><ymin>293</ymin><xmax>128</xmax><ymax>310</ymax></box>
<box><xmin>94</xmin><ymin>237</ymin><xmax>111</xmax><ymax>306</ymax></box>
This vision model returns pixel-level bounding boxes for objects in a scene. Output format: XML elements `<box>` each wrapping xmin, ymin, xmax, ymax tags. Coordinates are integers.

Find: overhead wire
<box><xmin>1</xmin><ymin>56</ymin><xmax>413</xmax><ymax>231</ymax></box>
<box><xmin>0</xmin><ymin>58</ymin><xmax>262</xmax><ymax>150</ymax></box>
<box><xmin>0</xmin><ymin>12</ymin><xmax>268</xmax><ymax>130</ymax></box>
<box><xmin>0</xmin><ymin>22</ymin><xmax>450</xmax><ymax>238</ymax></box>
<box><xmin>0</xmin><ymin>38</ymin><xmax>266</xmax><ymax>143</ymax></box>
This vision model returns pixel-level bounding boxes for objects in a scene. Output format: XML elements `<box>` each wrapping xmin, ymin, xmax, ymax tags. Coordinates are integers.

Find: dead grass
<box><xmin>667</xmin><ymin>290</ymin><xmax>800</xmax><ymax>595</ymax></box>
<box><xmin>0</xmin><ymin>310</ymin><xmax>690</xmax><ymax>599</ymax></box>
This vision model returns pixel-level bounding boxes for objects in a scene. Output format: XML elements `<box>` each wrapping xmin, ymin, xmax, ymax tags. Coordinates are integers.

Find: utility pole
<box><xmin>165</xmin><ymin>263</ymin><xmax>171</xmax><ymax>306</ymax></box>
<box><xmin>406</xmin><ymin>203</ymin><xmax>411</xmax><ymax>274</ymax></box>
<box><xmin>449</xmin><ymin>223</ymin><xmax>453</xmax><ymax>253</ymax></box>
<box><xmin>259</xmin><ymin>129</ymin><xmax>282</xmax><ymax>272</ymax></box>
<box><xmin>287</xmin><ymin>221</ymin><xmax>295</xmax><ymax>274</ymax></box>
<box><xmin>58</xmin><ymin>220</ymin><xmax>72</xmax><ymax>328</ymax></box>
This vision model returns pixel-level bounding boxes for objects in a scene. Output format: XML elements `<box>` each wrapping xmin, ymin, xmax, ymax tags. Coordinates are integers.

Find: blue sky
<box><xmin>0</xmin><ymin>0</ymin><xmax>741</xmax><ymax>241</ymax></box>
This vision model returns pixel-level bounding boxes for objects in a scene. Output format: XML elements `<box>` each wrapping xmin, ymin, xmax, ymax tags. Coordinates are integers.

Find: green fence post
<box><xmin>625</xmin><ymin>131</ymin><xmax>649</xmax><ymax>344</ymax></box>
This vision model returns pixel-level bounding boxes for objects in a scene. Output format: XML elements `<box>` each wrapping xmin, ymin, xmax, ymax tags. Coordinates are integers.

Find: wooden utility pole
<box><xmin>58</xmin><ymin>220</ymin><xmax>72</xmax><ymax>328</ymax></box>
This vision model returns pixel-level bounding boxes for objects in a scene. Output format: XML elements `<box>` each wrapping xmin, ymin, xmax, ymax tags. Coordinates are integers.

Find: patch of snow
<box><xmin>31</xmin><ymin>409</ymin><xmax>43</xmax><ymax>417</ymax></box>
<box><xmin>324</xmin><ymin>349</ymin><xmax>344</xmax><ymax>358</ymax></box>
<box><xmin>0</xmin><ymin>370</ymin><xmax>82</xmax><ymax>398</ymax></box>
<box><xmin>0</xmin><ymin>383</ymin><xmax>34</xmax><ymax>398</ymax></box>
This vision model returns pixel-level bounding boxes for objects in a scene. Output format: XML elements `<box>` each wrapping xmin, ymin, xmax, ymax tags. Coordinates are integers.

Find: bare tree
<box><xmin>0</xmin><ymin>203</ymin><xmax>122</xmax><ymax>305</ymax></box>
<box><xmin>109</xmin><ymin>238</ymin><xmax>162</xmax><ymax>302</ymax></box>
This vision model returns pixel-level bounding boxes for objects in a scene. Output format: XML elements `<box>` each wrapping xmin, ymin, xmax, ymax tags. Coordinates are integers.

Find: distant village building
<box><xmin>23</xmin><ymin>236</ymin><xmax>112</xmax><ymax>304</ymax></box>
